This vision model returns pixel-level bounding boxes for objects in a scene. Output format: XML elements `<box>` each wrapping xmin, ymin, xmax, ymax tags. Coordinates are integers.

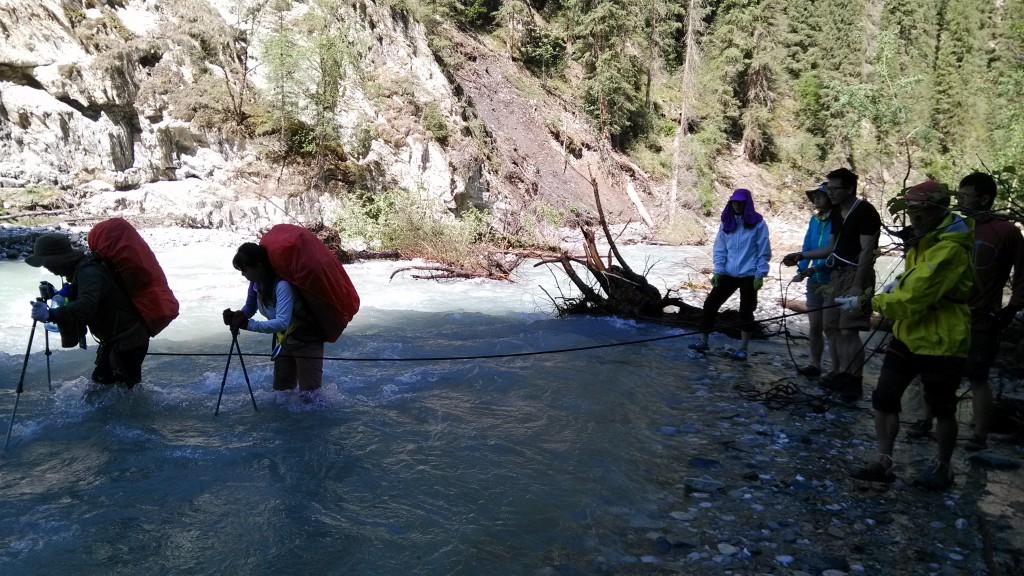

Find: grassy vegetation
<box><xmin>330</xmin><ymin>188</ymin><xmax>495</xmax><ymax>265</ymax></box>
<box><xmin>0</xmin><ymin>186</ymin><xmax>67</xmax><ymax>224</ymax></box>
<box><xmin>653</xmin><ymin>213</ymin><xmax>708</xmax><ymax>246</ymax></box>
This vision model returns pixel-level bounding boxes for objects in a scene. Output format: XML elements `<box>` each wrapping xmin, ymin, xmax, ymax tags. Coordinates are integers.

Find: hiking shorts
<box><xmin>806</xmin><ymin>278</ymin><xmax>827</xmax><ymax>310</ymax></box>
<box><xmin>824</xmin><ymin>265</ymin><xmax>874</xmax><ymax>331</ymax></box>
<box><xmin>872</xmin><ymin>339</ymin><xmax>964</xmax><ymax>418</ymax></box>
<box><xmin>964</xmin><ymin>327</ymin><xmax>999</xmax><ymax>381</ymax></box>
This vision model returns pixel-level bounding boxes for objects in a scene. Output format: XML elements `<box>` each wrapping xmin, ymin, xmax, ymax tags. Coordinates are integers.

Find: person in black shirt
<box><xmin>783</xmin><ymin>168</ymin><xmax>880</xmax><ymax>402</ymax></box>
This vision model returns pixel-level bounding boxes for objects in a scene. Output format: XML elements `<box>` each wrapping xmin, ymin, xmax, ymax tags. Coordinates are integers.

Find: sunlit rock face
<box><xmin>0</xmin><ymin>0</ymin><xmax>484</xmax><ymax>228</ymax></box>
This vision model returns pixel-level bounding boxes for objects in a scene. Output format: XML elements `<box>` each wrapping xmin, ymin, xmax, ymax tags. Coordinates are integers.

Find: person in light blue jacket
<box><xmin>792</xmin><ymin>183</ymin><xmax>840</xmax><ymax>377</ymax></box>
<box><xmin>688</xmin><ymin>188</ymin><xmax>772</xmax><ymax>360</ymax></box>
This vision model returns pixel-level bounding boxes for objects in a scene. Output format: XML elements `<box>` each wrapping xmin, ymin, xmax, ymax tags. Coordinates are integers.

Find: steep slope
<box><xmin>448</xmin><ymin>32</ymin><xmax>644</xmax><ymax>221</ymax></box>
<box><xmin>0</xmin><ymin>0</ymin><xmax>661</xmax><ymax>236</ymax></box>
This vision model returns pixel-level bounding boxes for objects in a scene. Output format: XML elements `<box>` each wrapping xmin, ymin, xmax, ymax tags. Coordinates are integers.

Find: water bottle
<box><xmin>44</xmin><ymin>284</ymin><xmax>70</xmax><ymax>333</ymax></box>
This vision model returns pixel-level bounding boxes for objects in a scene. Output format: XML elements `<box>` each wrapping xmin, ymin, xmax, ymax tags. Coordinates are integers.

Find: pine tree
<box><xmin>262</xmin><ymin>2</ymin><xmax>303</xmax><ymax>148</ymax></box>
<box><xmin>816</xmin><ymin>0</ymin><xmax>868</xmax><ymax>167</ymax></box>
<box><xmin>572</xmin><ymin>0</ymin><xmax>644</xmax><ymax>146</ymax></box>
<box><xmin>878</xmin><ymin>0</ymin><xmax>942</xmax><ymax>133</ymax></box>
<box><xmin>780</xmin><ymin>0</ymin><xmax>826</xmax><ymax>79</ymax></box>
<box><xmin>986</xmin><ymin>0</ymin><xmax>1024</xmax><ymax>201</ymax></box>
<box><xmin>669</xmin><ymin>0</ymin><xmax>705</xmax><ymax>214</ymax></box>
<box><xmin>697</xmin><ymin>0</ymin><xmax>783</xmax><ymax>163</ymax></box>
<box><xmin>640</xmin><ymin>0</ymin><xmax>683</xmax><ymax>109</ymax></box>
<box><xmin>930</xmin><ymin>0</ymin><xmax>991</xmax><ymax>155</ymax></box>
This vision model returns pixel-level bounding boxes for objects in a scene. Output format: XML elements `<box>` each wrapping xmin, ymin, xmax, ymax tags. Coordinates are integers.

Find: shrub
<box><xmin>331</xmin><ymin>188</ymin><xmax>491</xmax><ymax>266</ymax></box>
<box><xmin>421</xmin><ymin>102</ymin><xmax>450</xmax><ymax>146</ymax></box>
<box><xmin>521</xmin><ymin>27</ymin><xmax>566</xmax><ymax>76</ymax></box>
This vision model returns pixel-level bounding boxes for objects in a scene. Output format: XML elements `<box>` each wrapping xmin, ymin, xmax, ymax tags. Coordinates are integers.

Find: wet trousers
<box><xmin>272</xmin><ymin>340</ymin><xmax>325</xmax><ymax>392</ymax></box>
<box><xmin>92</xmin><ymin>341</ymin><xmax>150</xmax><ymax>388</ymax></box>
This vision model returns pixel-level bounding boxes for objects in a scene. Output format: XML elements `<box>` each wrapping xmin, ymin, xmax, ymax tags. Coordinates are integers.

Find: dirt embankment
<box><xmin>449</xmin><ymin>32</ymin><xmax>661</xmax><ymax>224</ymax></box>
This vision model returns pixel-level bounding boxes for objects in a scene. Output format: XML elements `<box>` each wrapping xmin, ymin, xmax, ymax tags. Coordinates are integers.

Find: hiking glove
<box><xmin>753</xmin><ymin>277</ymin><xmax>763</xmax><ymax>291</ymax></box>
<box><xmin>835</xmin><ymin>295</ymin><xmax>860</xmax><ymax>312</ymax></box>
<box><xmin>711</xmin><ymin>273</ymin><xmax>719</xmax><ymax>287</ymax></box>
<box><xmin>30</xmin><ymin>301</ymin><xmax>50</xmax><ymax>322</ymax></box>
<box><xmin>222</xmin><ymin>308</ymin><xmax>235</xmax><ymax>326</ymax></box>
<box><xmin>229</xmin><ymin>312</ymin><xmax>249</xmax><ymax>330</ymax></box>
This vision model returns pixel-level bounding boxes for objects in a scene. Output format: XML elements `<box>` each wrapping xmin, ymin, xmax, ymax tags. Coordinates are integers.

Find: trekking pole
<box><xmin>214</xmin><ymin>327</ymin><xmax>258</xmax><ymax>416</ymax></box>
<box><xmin>214</xmin><ymin>327</ymin><xmax>234</xmax><ymax>416</ymax></box>
<box><xmin>43</xmin><ymin>327</ymin><xmax>52</xmax><ymax>391</ymax></box>
<box><xmin>232</xmin><ymin>329</ymin><xmax>259</xmax><ymax>412</ymax></box>
<box><xmin>4</xmin><ymin>319</ymin><xmax>39</xmax><ymax>452</ymax></box>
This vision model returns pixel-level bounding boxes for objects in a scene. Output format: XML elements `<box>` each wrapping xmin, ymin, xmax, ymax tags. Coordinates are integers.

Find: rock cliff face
<box><xmin>0</xmin><ymin>0</ymin><xmax>489</xmax><ymax>232</ymax></box>
<box><xmin>0</xmin><ymin>0</ymin><xmax>654</xmax><ymax>236</ymax></box>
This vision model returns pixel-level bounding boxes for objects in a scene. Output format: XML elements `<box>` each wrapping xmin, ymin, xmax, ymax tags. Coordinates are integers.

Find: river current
<box><xmin>1</xmin><ymin>231</ymin><xmax>1021</xmax><ymax>575</ymax></box>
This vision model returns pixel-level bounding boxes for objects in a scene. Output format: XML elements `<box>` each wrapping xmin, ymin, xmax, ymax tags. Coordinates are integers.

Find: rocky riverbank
<box><xmin>610</xmin><ymin>377</ymin><xmax>1024</xmax><ymax>575</ymax></box>
<box><xmin>0</xmin><ymin>222</ymin><xmax>256</xmax><ymax>260</ymax></box>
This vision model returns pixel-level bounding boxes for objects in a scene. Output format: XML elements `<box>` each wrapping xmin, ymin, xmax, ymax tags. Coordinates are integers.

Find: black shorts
<box><xmin>872</xmin><ymin>339</ymin><xmax>964</xmax><ymax>418</ymax></box>
<box><xmin>963</xmin><ymin>328</ymin><xmax>999</xmax><ymax>381</ymax></box>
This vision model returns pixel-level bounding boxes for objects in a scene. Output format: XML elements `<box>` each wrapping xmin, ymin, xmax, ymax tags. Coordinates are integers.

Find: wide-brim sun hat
<box><xmin>805</xmin><ymin>182</ymin><xmax>830</xmax><ymax>202</ymax></box>
<box><xmin>24</xmin><ymin>233</ymin><xmax>86</xmax><ymax>268</ymax></box>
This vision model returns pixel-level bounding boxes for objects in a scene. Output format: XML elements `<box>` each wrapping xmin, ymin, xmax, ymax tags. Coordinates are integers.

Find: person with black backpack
<box><xmin>26</xmin><ymin>233</ymin><xmax>150</xmax><ymax>388</ymax></box>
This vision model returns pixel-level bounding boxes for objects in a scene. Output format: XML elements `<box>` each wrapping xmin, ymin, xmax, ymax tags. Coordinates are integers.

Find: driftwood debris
<box><xmin>0</xmin><ymin>208</ymin><xmax>71</xmax><ymax>222</ymax></box>
<box><xmin>537</xmin><ymin>174</ymin><xmax>764</xmax><ymax>339</ymax></box>
<box><xmin>389</xmin><ymin>251</ymin><xmax>551</xmax><ymax>281</ymax></box>
<box><xmin>308</xmin><ymin>222</ymin><xmax>544</xmax><ymax>281</ymax></box>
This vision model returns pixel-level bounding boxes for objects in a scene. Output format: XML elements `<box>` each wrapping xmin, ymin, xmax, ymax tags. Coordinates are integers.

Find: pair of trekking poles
<box><xmin>215</xmin><ymin>326</ymin><xmax>259</xmax><ymax>416</ymax></box>
<box><xmin>3</xmin><ymin>320</ymin><xmax>257</xmax><ymax>453</ymax></box>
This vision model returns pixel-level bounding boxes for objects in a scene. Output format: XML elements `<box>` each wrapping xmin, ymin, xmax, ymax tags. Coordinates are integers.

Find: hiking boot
<box><xmin>796</xmin><ymin>365</ymin><xmax>821</xmax><ymax>377</ymax></box>
<box><xmin>839</xmin><ymin>376</ymin><xmax>863</xmax><ymax>403</ymax></box>
<box><xmin>687</xmin><ymin>338</ymin><xmax>710</xmax><ymax>352</ymax></box>
<box><xmin>912</xmin><ymin>461</ymin><xmax>954</xmax><ymax>491</ymax></box>
<box><xmin>819</xmin><ymin>372</ymin><xmax>849</xmax><ymax>391</ymax></box>
<box><xmin>905</xmin><ymin>419</ymin><xmax>933</xmax><ymax>439</ymax></box>
<box><xmin>964</xmin><ymin>435</ymin><xmax>988</xmax><ymax>452</ymax></box>
<box><xmin>729</xmin><ymin>349</ymin><xmax>747</xmax><ymax>361</ymax></box>
<box><xmin>851</xmin><ymin>457</ymin><xmax>896</xmax><ymax>489</ymax></box>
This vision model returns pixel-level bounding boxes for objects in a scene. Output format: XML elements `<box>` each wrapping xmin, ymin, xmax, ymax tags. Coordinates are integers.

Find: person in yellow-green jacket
<box><xmin>844</xmin><ymin>181</ymin><xmax>973</xmax><ymax>491</ymax></box>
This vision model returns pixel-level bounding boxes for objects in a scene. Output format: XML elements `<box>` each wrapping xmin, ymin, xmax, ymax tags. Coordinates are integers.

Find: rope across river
<box><xmin>146</xmin><ymin>305</ymin><xmax>838</xmax><ymax>363</ymax></box>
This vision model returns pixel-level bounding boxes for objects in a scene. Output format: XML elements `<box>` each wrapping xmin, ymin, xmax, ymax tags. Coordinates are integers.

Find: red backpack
<box><xmin>260</xmin><ymin>224</ymin><xmax>359</xmax><ymax>343</ymax></box>
<box><xmin>87</xmin><ymin>218</ymin><xmax>180</xmax><ymax>337</ymax></box>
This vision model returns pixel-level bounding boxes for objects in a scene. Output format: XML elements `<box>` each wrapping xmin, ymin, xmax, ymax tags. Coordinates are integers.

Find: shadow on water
<box><xmin>0</xmin><ymin>306</ymin><xmax>712</xmax><ymax>575</ymax></box>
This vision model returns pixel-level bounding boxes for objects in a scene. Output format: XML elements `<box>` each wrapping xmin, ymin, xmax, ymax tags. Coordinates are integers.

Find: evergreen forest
<box><xmin>418</xmin><ymin>0</ymin><xmax>1024</xmax><ymax>208</ymax></box>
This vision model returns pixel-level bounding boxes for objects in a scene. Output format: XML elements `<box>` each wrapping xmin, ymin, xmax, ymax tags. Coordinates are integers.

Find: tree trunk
<box><xmin>670</xmin><ymin>0</ymin><xmax>704</xmax><ymax>216</ymax></box>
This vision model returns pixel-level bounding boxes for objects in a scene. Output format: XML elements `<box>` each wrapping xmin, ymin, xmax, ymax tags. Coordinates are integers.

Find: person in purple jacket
<box><xmin>688</xmin><ymin>188</ymin><xmax>772</xmax><ymax>360</ymax></box>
